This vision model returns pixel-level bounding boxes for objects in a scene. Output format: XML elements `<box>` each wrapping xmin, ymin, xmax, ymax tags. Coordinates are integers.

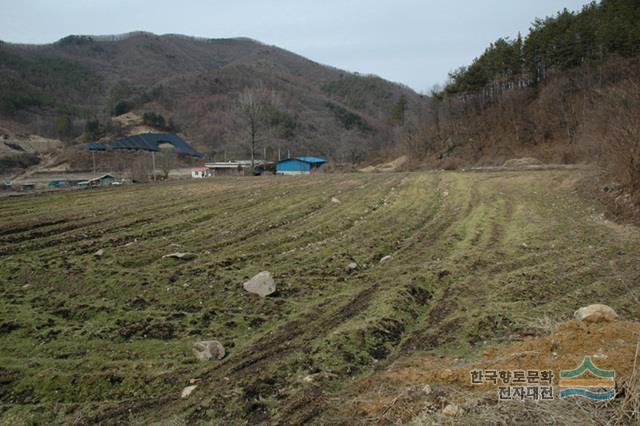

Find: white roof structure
<box><xmin>205</xmin><ymin>161</ymin><xmax>263</xmax><ymax>169</ymax></box>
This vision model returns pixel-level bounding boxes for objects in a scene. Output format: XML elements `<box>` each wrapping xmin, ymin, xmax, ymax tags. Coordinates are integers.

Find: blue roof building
<box><xmin>79</xmin><ymin>133</ymin><xmax>203</xmax><ymax>157</ymax></box>
<box><xmin>276</xmin><ymin>157</ymin><xmax>326</xmax><ymax>175</ymax></box>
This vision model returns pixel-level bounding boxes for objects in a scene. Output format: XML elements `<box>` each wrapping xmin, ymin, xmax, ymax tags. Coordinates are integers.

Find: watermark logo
<box><xmin>470</xmin><ymin>369</ymin><xmax>555</xmax><ymax>401</ymax></box>
<box><xmin>558</xmin><ymin>356</ymin><xmax>615</xmax><ymax>401</ymax></box>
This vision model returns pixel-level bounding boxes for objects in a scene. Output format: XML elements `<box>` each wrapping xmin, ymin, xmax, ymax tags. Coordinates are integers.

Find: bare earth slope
<box><xmin>0</xmin><ymin>169</ymin><xmax>638</xmax><ymax>424</ymax></box>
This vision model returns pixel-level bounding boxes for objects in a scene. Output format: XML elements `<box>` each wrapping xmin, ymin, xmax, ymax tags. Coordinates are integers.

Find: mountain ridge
<box><xmin>0</xmin><ymin>31</ymin><xmax>420</xmax><ymax>165</ymax></box>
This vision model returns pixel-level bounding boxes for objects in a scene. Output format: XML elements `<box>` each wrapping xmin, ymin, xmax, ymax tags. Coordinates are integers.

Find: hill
<box><xmin>0</xmin><ymin>170</ymin><xmax>638</xmax><ymax>424</ymax></box>
<box><xmin>0</xmin><ymin>32</ymin><xmax>420</xmax><ymax>169</ymax></box>
<box><xmin>400</xmin><ymin>0</ymin><xmax>640</xmax><ymax>215</ymax></box>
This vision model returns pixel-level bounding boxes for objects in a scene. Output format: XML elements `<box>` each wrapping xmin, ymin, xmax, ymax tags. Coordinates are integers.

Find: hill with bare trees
<box><xmin>0</xmin><ymin>32</ymin><xmax>420</xmax><ymax>167</ymax></box>
<box><xmin>401</xmin><ymin>0</ymin><xmax>640</xmax><ymax>216</ymax></box>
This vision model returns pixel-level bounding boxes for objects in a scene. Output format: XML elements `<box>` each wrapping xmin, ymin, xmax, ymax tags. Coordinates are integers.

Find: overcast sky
<box><xmin>0</xmin><ymin>0</ymin><xmax>592</xmax><ymax>93</ymax></box>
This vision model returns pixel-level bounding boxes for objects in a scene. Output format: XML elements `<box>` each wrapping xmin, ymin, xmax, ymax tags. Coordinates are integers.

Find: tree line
<box><xmin>400</xmin><ymin>0</ymin><xmax>640</xmax><ymax>212</ymax></box>
<box><xmin>442</xmin><ymin>0</ymin><xmax>640</xmax><ymax>97</ymax></box>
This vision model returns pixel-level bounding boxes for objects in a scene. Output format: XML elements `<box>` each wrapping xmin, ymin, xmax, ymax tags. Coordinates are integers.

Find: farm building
<box><xmin>276</xmin><ymin>157</ymin><xmax>326</xmax><ymax>175</ymax></box>
<box><xmin>80</xmin><ymin>133</ymin><xmax>203</xmax><ymax>157</ymax></box>
<box><xmin>48</xmin><ymin>180</ymin><xmax>71</xmax><ymax>188</ymax></box>
<box><xmin>205</xmin><ymin>161</ymin><xmax>255</xmax><ymax>176</ymax></box>
<box><xmin>79</xmin><ymin>133</ymin><xmax>203</xmax><ymax>182</ymax></box>
<box><xmin>191</xmin><ymin>167</ymin><xmax>211</xmax><ymax>178</ymax></box>
<box><xmin>254</xmin><ymin>162</ymin><xmax>276</xmax><ymax>175</ymax></box>
<box><xmin>87</xmin><ymin>174</ymin><xmax>116</xmax><ymax>187</ymax></box>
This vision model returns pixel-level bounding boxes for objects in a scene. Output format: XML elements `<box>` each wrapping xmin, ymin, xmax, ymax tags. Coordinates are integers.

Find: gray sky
<box><xmin>0</xmin><ymin>0</ymin><xmax>592</xmax><ymax>92</ymax></box>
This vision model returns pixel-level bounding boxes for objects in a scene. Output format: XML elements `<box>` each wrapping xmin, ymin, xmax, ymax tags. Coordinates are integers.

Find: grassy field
<box><xmin>0</xmin><ymin>171</ymin><xmax>639</xmax><ymax>425</ymax></box>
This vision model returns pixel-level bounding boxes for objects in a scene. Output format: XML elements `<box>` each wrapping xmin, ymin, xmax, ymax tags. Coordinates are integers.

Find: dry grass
<box><xmin>616</xmin><ymin>331</ymin><xmax>640</xmax><ymax>424</ymax></box>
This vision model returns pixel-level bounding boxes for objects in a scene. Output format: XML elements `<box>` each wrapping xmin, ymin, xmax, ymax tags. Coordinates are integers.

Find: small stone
<box><xmin>331</xmin><ymin>197</ymin><xmax>341</xmax><ymax>204</ymax></box>
<box><xmin>94</xmin><ymin>249</ymin><xmax>104</xmax><ymax>257</ymax></box>
<box><xmin>380</xmin><ymin>255</ymin><xmax>393</xmax><ymax>264</ymax></box>
<box><xmin>181</xmin><ymin>385</ymin><xmax>198</xmax><ymax>399</ymax></box>
<box><xmin>574</xmin><ymin>304</ymin><xmax>618</xmax><ymax>323</ymax></box>
<box><xmin>406</xmin><ymin>384</ymin><xmax>430</xmax><ymax>399</ymax></box>
<box><xmin>192</xmin><ymin>340</ymin><xmax>225</xmax><ymax>361</ymax></box>
<box><xmin>243</xmin><ymin>271</ymin><xmax>276</xmax><ymax>297</ymax></box>
<box><xmin>303</xmin><ymin>375</ymin><xmax>314</xmax><ymax>383</ymax></box>
<box><xmin>437</xmin><ymin>270</ymin><xmax>450</xmax><ymax>279</ymax></box>
<box><xmin>163</xmin><ymin>252</ymin><xmax>197</xmax><ymax>260</ymax></box>
<box><xmin>346</xmin><ymin>262</ymin><xmax>358</xmax><ymax>273</ymax></box>
<box><xmin>593</xmin><ymin>349</ymin><xmax>608</xmax><ymax>360</ymax></box>
<box><xmin>439</xmin><ymin>368</ymin><xmax>455</xmax><ymax>382</ymax></box>
<box><xmin>442</xmin><ymin>404</ymin><xmax>463</xmax><ymax>417</ymax></box>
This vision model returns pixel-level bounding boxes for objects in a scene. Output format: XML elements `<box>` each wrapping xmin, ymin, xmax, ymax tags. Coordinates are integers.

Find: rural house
<box><xmin>191</xmin><ymin>167</ymin><xmax>211</xmax><ymax>178</ymax></box>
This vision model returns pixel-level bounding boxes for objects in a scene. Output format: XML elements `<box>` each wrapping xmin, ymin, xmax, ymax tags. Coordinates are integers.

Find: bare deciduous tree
<box><xmin>238</xmin><ymin>85</ymin><xmax>278</xmax><ymax>169</ymax></box>
<box><xmin>130</xmin><ymin>154</ymin><xmax>151</xmax><ymax>183</ymax></box>
<box><xmin>157</xmin><ymin>152</ymin><xmax>176</xmax><ymax>180</ymax></box>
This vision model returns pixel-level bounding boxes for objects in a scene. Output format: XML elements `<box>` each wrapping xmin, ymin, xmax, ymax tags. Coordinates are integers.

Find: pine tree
<box><xmin>391</xmin><ymin>95</ymin><xmax>408</xmax><ymax>126</ymax></box>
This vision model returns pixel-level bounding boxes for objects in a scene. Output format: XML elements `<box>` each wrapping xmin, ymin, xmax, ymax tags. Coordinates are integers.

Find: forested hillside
<box><xmin>0</xmin><ymin>33</ymin><xmax>419</xmax><ymax>166</ymax></box>
<box><xmin>404</xmin><ymin>0</ymin><xmax>640</xmax><ymax>211</ymax></box>
<box><xmin>444</xmin><ymin>0</ymin><xmax>639</xmax><ymax>95</ymax></box>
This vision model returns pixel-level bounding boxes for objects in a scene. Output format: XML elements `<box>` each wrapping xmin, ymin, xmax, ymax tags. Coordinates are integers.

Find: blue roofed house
<box><xmin>276</xmin><ymin>157</ymin><xmax>326</xmax><ymax>175</ymax></box>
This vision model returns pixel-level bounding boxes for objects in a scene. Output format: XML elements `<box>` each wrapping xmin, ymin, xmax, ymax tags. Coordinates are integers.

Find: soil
<box><xmin>0</xmin><ymin>170</ymin><xmax>638</xmax><ymax>424</ymax></box>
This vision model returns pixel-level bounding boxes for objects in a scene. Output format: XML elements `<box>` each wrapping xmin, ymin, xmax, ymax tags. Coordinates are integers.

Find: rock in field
<box><xmin>380</xmin><ymin>255</ymin><xmax>393</xmax><ymax>264</ymax></box>
<box><xmin>192</xmin><ymin>340</ymin><xmax>226</xmax><ymax>361</ymax></box>
<box><xmin>442</xmin><ymin>404</ymin><xmax>463</xmax><ymax>417</ymax></box>
<box><xmin>346</xmin><ymin>262</ymin><xmax>358</xmax><ymax>273</ymax></box>
<box><xmin>439</xmin><ymin>368</ymin><xmax>455</xmax><ymax>382</ymax></box>
<box><xmin>243</xmin><ymin>271</ymin><xmax>276</xmax><ymax>297</ymax></box>
<box><xmin>574</xmin><ymin>304</ymin><xmax>618</xmax><ymax>323</ymax></box>
<box><xmin>94</xmin><ymin>249</ymin><xmax>104</xmax><ymax>257</ymax></box>
<box><xmin>181</xmin><ymin>385</ymin><xmax>198</xmax><ymax>398</ymax></box>
<box><xmin>331</xmin><ymin>197</ymin><xmax>341</xmax><ymax>204</ymax></box>
<box><xmin>163</xmin><ymin>252</ymin><xmax>197</xmax><ymax>260</ymax></box>
<box><xmin>406</xmin><ymin>384</ymin><xmax>432</xmax><ymax>399</ymax></box>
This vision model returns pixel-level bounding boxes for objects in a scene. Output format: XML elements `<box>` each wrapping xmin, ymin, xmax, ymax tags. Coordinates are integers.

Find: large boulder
<box><xmin>574</xmin><ymin>304</ymin><xmax>618</xmax><ymax>323</ymax></box>
<box><xmin>192</xmin><ymin>340</ymin><xmax>225</xmax><ymax>361</ymax></box>
<box><xmin>243</xmin><ymin>271</ymin><xmax>276</xmax><ymax>297</ymax></box>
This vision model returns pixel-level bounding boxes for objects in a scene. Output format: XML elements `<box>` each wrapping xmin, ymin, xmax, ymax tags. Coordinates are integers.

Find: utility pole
<box><xmin>278</xmin><ymin>148</ymin><xmax>281</xmax><ymax>161</ymax></box>
<box><xmin>287</xmin><ymin>149</ymin><xmax>290</xmax><ymax>159</ymax></box>
<box><xmin>151</xmin><ymin>151</ymin><xmax>156</xmax><ymax>182</ymax></box>
<box><xmin>92</xmin><ymin>151</ymin><xmax>96</xmax><ymax>175</ymax></box>
<box><xmin>263</xmin><ymin>146</ymin><xmax>267</xmax><ymax>161</ymax></box>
